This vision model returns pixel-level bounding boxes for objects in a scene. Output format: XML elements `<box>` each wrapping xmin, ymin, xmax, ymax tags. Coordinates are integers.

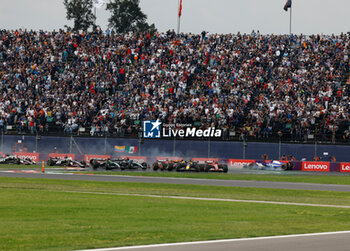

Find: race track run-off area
<box><xmin>79</xmin><ymin>231</ymin><xmax>350</xmax><ymax>251</ymax></box>
<box><xmin>1</xmin><ymin>170</ymin><xmax>350</xmax><ymax>251</ymax></box>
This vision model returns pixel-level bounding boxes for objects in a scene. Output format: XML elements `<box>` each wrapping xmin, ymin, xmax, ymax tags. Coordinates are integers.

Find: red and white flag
<box><xmin>178</xmin><ymin>0</ymin><xmax>183</xmax><ymax>17</ymax></box>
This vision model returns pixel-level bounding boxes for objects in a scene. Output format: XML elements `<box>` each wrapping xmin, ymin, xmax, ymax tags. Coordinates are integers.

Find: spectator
<box><xmin>0</xmin><ymin>29</ymin><xmax>348</xmax><ymax>142</ymax></box>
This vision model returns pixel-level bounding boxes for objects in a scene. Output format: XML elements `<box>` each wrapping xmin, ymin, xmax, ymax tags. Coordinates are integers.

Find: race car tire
<box><xmin>141</xmin><ymin>163</ymin><xmax>148</xmax><ymax>170</ymax></box>
<box><xmin>91</xmin><ymin>159</ymin><xmax>100</xmax><ymax>170</ymax></box>
<box><xmin>15</xmin><ymin>158</ymin><xmax>21</xmax><ymax>165</ymax></box>
<box><xmin>286</xmin><ymin>162</ymin><xmax>293</xmax><ymax>170</ymax></box>
<box><xmin>47</xmin><ymin>158</ymin><xmax>55</xmax><ymax>166</ymax></box>
<box><xmin>168</xmin><ymin>163</ymin><xmax>174</xmax><ymax>171</ymax></box>
<box><xmin>80</xmin><ymin>161</ymin><xmax>87</xmax><ymax>168</ymax></box>
<box><xmin>153</xmin><ymin>164</ymin><xmax>159</xmax><ymax>171</ymax></box>
<box><xmin>222</xmin><ymin>164</ymin><xmax>228</xmax><ymax>173</ymax></box>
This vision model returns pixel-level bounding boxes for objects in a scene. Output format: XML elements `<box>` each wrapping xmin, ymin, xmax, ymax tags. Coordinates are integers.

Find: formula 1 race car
<box><xmin>152</xmin><ymin>159</ymin><xmax>178</xmax><ymax>171</ymax></box>
<box><xmin>123</xmin><ymin>159</ymin><xmax>149</xmax><ymax>170</ymax></box>
<box><xmin>0</xmin><ymin>155</ymin><xmax>36</xmax><ymax>165</ymax></box>
<box><xmin>89</xmin><ymin>158</ymin><xmax>121</xmax><ymax>170</ymax></box>
<box><xmin>175</xmin><ymin>160</ymin><xmax>201</xmax><ymax>172</ymax></box>
<box><xmin>202</xmin><ymin>160</ymin><xmax>228</xmax><ymax>173</ymax></box>
<box><xmin>244</xmin><ymin>160</ymin><xmax>293</xmax><ymax>171</ymax></box>
<box><xmin>47</xmin><ymin>157</ymin><xmax>87</xmax><ymax>168</ymax></box>
<box><xmin>90</xmin><ymin>158</ymin><xmax>148</xmax><ymax>170</ymax></box>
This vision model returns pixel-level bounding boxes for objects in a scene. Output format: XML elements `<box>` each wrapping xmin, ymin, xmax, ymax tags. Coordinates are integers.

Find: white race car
<box><xmin>244</xmin><ymin>160</ymin><xmax>293</xmax><ymax>171</ymax></box>
<box><xmin>0</xmin><ymin>155</ymin><xmax>36</xmax><ymax>165</ymax></box>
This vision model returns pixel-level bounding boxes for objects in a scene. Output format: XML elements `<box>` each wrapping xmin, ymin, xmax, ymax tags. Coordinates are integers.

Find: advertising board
<box><xmin>228</xmin><ymin>159</ymin><xmax>255</xmax><ymax>168</ymax></box>
<box><xmin>13</xmin><ymin>152</ymin><xmax>40</xmax><ymax>163</ymax></box>
<box><xmin>340</xmin><ymin>163</ymin><xmax>350</xmax><ymax>173</ymax></box>
<box><xmin>302</xmin><ymin>161</ymin><xmax>330</xmax><ymax>172</ymax></box>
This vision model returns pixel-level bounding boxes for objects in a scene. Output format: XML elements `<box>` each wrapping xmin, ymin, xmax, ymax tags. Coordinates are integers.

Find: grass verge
<box><xmin>1</xmin><ymin>177</ymin><xmax>350</xmax><ymax>250</ymax></box>
<box><xmin>1</xmin><ymin>177</ymin><xmax>350</xmax><ymax>206</ymax></box>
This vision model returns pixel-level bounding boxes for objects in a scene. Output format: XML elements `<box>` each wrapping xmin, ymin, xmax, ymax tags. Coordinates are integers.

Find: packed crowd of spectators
<box><xmin>0</xmin><ymin>29</ymin><xmax>349</xmax><ymax>142</ymax></box>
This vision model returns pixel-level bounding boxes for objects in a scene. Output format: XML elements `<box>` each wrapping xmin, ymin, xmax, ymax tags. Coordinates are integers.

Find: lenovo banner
<box><xmin>14</xmin><ymin>152</ymin><xmax>40</xmax><ymax>163</ymax></box>
<box><xmin>49</xmin><ymin>153</ymin><xmax>75</xmax><ymax>160</ymax></box>
<box><xmin>228</xmin><ymin>159</ymin><xmax>255</xmax><ymax>168</ymax></box>
<box><xmin>340</xmin><ymin>163</ymin><xmax>350</xmax><ymax>173</ymax></box>
<box><xmin>84</xmin><ymin>155</ymin><xmax>111</xmax><ymax>162</ymax></box>
<box><xmin>302</xmin><ymin>161</ymin><xmax>330</xmax><ymax>172</ymax></box>
<box><xmin>120</xmin><ymin>156</ymin><xmax>147</xmax><ymax>163</ymax></box>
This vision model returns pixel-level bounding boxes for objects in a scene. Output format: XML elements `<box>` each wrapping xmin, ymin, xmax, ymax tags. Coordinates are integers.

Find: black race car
<box><xmin>47</xmin><ymin>157</ymin><xmax>87</xmax><ymax>168</ymax></box>
<box><xmin>0</xmin><ymin>155</ymin><xmax>36</xmax><ymax>165</ymax></box>
<box><xmin>90</xmin><ymin>158</ymin><xmax>121</xmax><ymax>170</ymax></box>
<box><xmin>121</xmin><ymin>159</ymin><xmax>149</xmax><ymax>170</ymax></box>
<box><xmin>89</xmin><ymin>158</ymin><xmax>148</xmax><ymax>170</ymax></box>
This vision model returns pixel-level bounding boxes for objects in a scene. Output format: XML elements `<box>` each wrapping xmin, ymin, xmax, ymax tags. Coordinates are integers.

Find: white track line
<box><xmin>43</xmin><ymin>190</ymin><xmax>350</xmax><ymax>209</ymax></box>
<box><xmin>77</xmin><ymin>231</ymin><xmax>350</xmax><ymax>251</ymax></box>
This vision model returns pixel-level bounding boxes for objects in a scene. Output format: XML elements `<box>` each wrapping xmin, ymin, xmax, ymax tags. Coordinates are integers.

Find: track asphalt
<box><xmin>79</xmin><ymin>232</ymin><xmax>350</xmax><ymax>251</ymax></box>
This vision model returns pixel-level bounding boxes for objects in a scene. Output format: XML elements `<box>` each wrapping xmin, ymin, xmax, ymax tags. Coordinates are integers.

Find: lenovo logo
<box><xmin>341</xmin><ymin>163</ymin><xmax>350</xmax><ymax>173</ymax></box>
<box><xmin>228</xmin><ymin>159</ymin><xmax>255</xmax><ymax>168</ymax></box>
<box><xmin>302</xmin><ymin>162</ymin><xmax>329</xmax><ymax>172</ymax></box>
<box><xmin>13</xmin><ymin>152</ymin><xmax>39</xmax><ymax>163</ymax></box>
<box><xmin>304</xmin><ymin>164</ymin><xmax>327</xmax><ymax>170</ymax></box>
<box><xmin>230</xmin><ymin>162</ymin><xmax>247</xmax><ymax>168</ymax></box>
<box><xmin>16</xmin><ymin>155</ymin><xmax>38</xmax><ymax>162</ymax></box>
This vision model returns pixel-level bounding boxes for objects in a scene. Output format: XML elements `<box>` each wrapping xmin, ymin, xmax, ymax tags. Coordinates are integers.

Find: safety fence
<box><xmin>1</xmin><ymin>135</ymin><xmax>350</xmax><ymax>164</ymax></box>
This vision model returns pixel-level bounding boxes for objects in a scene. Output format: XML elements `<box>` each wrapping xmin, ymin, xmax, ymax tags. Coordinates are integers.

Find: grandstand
<box><xmin>0</xmin><ymin>29</ymin><xmax>349</xmax><ymax>142</ymax></box>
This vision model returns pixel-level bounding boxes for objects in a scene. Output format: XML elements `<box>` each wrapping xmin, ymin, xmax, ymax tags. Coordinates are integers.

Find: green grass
<box><xmin>1</xmin><ymin>177</ymin><xmax>350</xmax><ymax>250</ymax></box>
<box><xmin>1</xmin><ymin>177</ymin><xmax>350</xmax><ymax>206</ymax></box>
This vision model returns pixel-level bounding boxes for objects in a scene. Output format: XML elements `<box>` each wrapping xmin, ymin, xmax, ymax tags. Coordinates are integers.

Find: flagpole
<box><xmin>289</xmin><ymin>5</ymin><xmax>292</xmax><ymax>35</ymax></box>
<box><xmin>177</xmin><ymin>0</ymin><xmax>181</xmax><ymax>34</ymax></box>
